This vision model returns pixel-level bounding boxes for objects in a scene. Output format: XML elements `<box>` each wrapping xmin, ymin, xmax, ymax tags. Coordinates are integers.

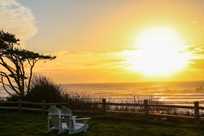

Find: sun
<box><xmin>125</xmin><ymin>27</ymin><xmax>192</xmax><ymax>77</ymax></box>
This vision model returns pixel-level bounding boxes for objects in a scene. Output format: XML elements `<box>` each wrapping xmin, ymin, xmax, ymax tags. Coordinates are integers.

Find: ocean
<box><xmin>1</xmin><ymin>81</ymin><xmax>204</xmax><ymax>104</ymax></box>
<box><xmin>62</xmin><ymin>81</ymin><xmax>204</xmax><ymax>104</ymax></box>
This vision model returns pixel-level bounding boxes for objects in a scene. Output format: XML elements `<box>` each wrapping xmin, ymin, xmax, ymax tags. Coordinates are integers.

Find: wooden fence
<box><xmin>0</xmin><ymin>99</ymin><xmax>204</xmax><ymax>120</ymax></box>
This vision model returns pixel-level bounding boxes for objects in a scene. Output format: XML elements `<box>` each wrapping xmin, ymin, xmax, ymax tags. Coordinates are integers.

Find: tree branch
<box><xmin>27</xmin><ymin>59</ymin><xmax>37</xmax><ymax>92</ymax></box>
<box><xmin>0</xmin><ymin>71</ymin><xmax>20</xmax><ymax>95</ymax></box>
<box><xmin>0</xmin><ymin>76</ymin><xmax>13</xmax><ymax>96</ymax></box>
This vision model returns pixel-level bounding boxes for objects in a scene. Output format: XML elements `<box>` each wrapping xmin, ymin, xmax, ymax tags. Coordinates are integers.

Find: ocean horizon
<box><xmin>61</xmin><ymin>81</ymin><xmax>204</xmax><ymax>104</ymax></box>
<box><xmin>62</xmin><ymin>81</ymin><xmax>204</xmax><ymax>96</ymax></box>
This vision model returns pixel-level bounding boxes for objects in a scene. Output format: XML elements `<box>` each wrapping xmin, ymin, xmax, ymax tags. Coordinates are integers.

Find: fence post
<box><xmin>144</xmin><ymin>99</ymin><xmax>149</xmax><ymax>116</ymax></box>
<box><xmin>102</xmin><ymin>98</ymin><xmax>106</xmax><ymax>112</ymax></box>
<box><xmin>18</xmin><ymin>99</ymin><xmax>22</xmax><ymax>112</ymax></box>
<box><xmin>194</xmin><ymin>101</ymin><xmax>200</xmax><ymax>120</ymax></box>
<box><xmin>41</xmin><ymin>100</ymin><xmax>46</xmax><ymax>112</ymax></box>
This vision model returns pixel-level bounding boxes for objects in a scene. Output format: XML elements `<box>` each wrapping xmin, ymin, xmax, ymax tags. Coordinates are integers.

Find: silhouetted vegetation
<box><xmin>25</xmin><ymin>76</ymin><xmax>64</xmax><ymax>103</ymax></box>
<box><xmin>0</xmin><ymin>31</ymin><xmax>56</xmax><ymax>97</ymax></box>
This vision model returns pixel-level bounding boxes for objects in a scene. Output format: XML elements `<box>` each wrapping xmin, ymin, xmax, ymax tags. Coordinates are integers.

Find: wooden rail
<box><xmin>0</xmin><ymin>99</ymin><xmax>204</xmax><ymax>120</ymax></box>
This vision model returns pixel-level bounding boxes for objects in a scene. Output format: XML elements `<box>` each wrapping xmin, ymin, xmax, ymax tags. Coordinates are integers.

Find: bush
<box><xmin>25</xmin><ymin>76</ymin><xmax>65</xmax><ymax>102</ymax></box>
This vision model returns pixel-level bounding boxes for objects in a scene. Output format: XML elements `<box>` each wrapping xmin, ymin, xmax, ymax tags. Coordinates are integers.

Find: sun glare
<box><xmin>125</xmin><ymin>27</ymin><xmax>192</xmax><ymax>77</ymax></box>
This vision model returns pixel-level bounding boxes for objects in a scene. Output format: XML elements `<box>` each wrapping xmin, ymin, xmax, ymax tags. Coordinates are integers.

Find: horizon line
<box><xmin>60</xmin><ymin>80</ymin><xmax>204</xmax><ymax>85</ymax></box>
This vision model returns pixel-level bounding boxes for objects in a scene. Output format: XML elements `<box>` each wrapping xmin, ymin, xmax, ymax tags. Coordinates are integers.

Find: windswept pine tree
<box><xmin>0</xmin><ymin>31</ymin><xmax>56</xmax><ymax>97</ymax></box>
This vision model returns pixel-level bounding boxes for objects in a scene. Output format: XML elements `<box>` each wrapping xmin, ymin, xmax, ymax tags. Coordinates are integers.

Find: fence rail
<box><xmin>1</xmin><ymin>98</ymin><xmax>204</xmax><ymax>120</ymax></box>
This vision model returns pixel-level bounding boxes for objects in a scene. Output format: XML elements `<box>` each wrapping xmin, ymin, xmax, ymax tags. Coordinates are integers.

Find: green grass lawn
<box><xmin>0</xmin><ymin>111</ymin><xmax>204</xmax><ymax>136</ymax></box>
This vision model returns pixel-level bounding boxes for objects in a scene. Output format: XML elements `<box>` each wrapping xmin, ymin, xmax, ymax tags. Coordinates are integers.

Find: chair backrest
<box><xmin>60</xmin><ymin>106</ymin><xmax>74</xmax><ymax>130</ymax></box>
<box><xmin>61</xmin><ymin>106</ymin><xmax>72</xmax><ymax>116</ymax></box>
<box><xmin>48</xmin><ymin>105</ymin><xmax>62</xmax><ymax>131</ymax></box>
<box><xmin>48</xmin><ymin>105</ymin><xmax>75</xmax><ymax>131</ymax></box>
<box><xmin>48</xmin><ymin>105</ymin><xmax>61</xmax><ymax>115</ymax></box>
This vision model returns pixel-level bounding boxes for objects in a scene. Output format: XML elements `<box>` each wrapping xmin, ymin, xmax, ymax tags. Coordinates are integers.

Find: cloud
<box><xmin>36</xmin><ymin>50</ymin><xmax>126</xmax><ymax>72</ymax></box>
<box><xmin>0</xmin><ymin>0</ymin><xmax>37</xmax><ymax>41</ymax></box>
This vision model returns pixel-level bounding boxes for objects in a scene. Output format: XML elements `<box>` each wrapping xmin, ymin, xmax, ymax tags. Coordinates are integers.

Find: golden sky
<box><xmin>1</xmin><ymin>0</ymin><xmax>204</xmax><ymax>83</ymax></box>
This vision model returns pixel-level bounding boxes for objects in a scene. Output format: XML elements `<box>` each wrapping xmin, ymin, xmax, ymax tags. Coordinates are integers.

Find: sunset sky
<box><xmin>1</xmin><ymin>0</ymin><xmax>204</xmax><ymax>83</ymax></box>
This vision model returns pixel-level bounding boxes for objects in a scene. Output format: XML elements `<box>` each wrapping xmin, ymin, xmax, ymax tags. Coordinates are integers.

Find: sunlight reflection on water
<box><xmin>62</xmin><ymin>82</ymin><xmax>204</xmax><ymax>105</ymax></box>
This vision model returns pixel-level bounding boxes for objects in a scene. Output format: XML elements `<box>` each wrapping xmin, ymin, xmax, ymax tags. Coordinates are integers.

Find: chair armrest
<box><xmin>76</xmin><ymin>117</ymin><xmax>91</xmax><ymax>121</ymax></box>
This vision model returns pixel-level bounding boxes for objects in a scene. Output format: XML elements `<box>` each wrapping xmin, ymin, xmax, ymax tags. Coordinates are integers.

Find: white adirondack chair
<box><xmin>48</xmin><ymin>105</ymin><xmax>90</xmax><ymax>135</ymax></box>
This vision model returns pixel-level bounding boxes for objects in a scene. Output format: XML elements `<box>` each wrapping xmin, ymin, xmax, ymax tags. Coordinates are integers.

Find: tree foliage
<box><xmin>0</xmin><ymin>31</ymin><xmax>56</xmax><ymax>97</ymax></box>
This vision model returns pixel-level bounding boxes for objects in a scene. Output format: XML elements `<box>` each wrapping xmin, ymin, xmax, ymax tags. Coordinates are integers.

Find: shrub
<box><xmin>25</xmin><ymin>76</ymin><xmax>65</xmax><ymax>102</ymax></box>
